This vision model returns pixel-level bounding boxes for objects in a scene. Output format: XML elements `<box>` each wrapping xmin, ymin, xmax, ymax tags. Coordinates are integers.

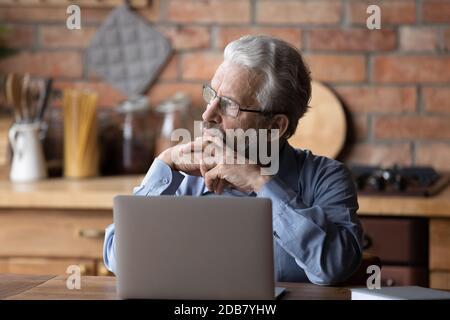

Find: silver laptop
<box><xmin>114</xmin><ymin>195</ymin><xmax>284</xmax><ymax>300</ymax></box>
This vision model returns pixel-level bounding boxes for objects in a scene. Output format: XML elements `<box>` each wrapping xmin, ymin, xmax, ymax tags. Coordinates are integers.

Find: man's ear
<box><xmin>270</xmin><ymin>114</ymin><xmax>289</xmax><ymax>139</ymax></box>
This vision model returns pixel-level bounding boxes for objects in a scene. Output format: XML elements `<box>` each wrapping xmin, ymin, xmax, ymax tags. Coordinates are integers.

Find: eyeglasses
<box><xmin>202</xmin><ymin>84</ymin><xmax>266</xmax><ymax>118</ymax></box>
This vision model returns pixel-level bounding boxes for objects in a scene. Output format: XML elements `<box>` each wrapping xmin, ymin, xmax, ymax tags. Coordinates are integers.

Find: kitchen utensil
<box><xmin>2</xmin><ymin>73</ymin><xmax>52</xmax><ymax>124</ymax></box>
<box><xmin>5</xmin><ymin>73</ymin><xmax>23</xmax><ymax>123</ymax></box>
<box><xmin>0</xmin><ymin>74</ymin><xmax>6</xmax><ymax>108</ymax></box>
<box><xmin>37</xmin><ymin>78</ymin><xmax>53</xmax><ymax>122</ymax></box>
<box><xmin>21</xmin><ymin>73</ymin><xmax>31</xmax><ymax>122</ymax></box>
<box><xmin>9</xmin><ymin>121</ymin><xmax>47</xmax><ymax>182</ymax></box>
<box><xmin>288</xmin><ymin>81</ymin><xmax>347</xmax><ymax>159</ymax></box>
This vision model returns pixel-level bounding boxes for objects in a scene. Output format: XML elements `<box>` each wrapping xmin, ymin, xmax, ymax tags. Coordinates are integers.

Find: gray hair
<box><xmin>224</xmin><ymin>35</ymin><xmax>311</xmax><ymax>138</ymax></box>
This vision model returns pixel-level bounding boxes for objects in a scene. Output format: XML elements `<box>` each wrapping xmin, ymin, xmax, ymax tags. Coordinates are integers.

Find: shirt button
<box><xmin>162</xmin><ymin>178</ymin><xmax>169</xmax><ymax>184</ymax></box>
<box><xmin>133</xmin><ymin>185</ymin><xmax>145</xmax><ymax>194</ymax></box>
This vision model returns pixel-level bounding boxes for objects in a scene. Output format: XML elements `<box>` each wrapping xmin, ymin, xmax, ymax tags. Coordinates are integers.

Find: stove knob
<box><xmin>394</xmin><ymin>175</ymin><xmax>406</xmax><ymax>191</ymax></box>
<box><xmin>355</xmin><ymin>177</ymin><xmax>366</xmax><ymax>190</ymax></box>
<box><xmin>368</xmin><ymin>176</ymin><xmax>384</xmax><ymax>191</ymax></box>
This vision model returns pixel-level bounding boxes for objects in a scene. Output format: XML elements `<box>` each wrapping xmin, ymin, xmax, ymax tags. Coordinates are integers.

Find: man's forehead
<box><xmin>211</xmin><ymin>62</ymin><xmax>259</xmax><ymax>103</ymax></box>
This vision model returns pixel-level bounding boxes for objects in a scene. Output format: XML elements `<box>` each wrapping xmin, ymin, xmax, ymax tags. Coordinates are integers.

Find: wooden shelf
<box><xmin>0</xmin><ymin>0</ymin><xmax>149</xmax><ymax>8</ymax></box>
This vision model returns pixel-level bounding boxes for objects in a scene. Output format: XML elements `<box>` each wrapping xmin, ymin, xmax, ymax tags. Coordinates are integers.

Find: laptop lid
<box><xmin>114</xmin><ymin>195</ymin><xmax>275</xmax><ymax>300</ymax></box>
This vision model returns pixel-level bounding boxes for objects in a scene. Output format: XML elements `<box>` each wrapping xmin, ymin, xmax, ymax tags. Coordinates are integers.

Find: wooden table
<box><xmin>0</xmin><ymin>274</ymin><xmax>351</xmax><ymax>300</ymax></box>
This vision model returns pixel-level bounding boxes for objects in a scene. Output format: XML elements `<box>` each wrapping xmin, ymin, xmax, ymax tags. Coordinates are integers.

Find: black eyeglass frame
<box><xmin>202</xmin><ymin>84</ymin><xmax>274</xmax><ymax>118</ymax></box>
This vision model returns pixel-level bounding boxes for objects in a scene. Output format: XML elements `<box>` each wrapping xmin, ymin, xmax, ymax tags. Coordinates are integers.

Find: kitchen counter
<box><xmin>0</xmin><ymin>175</ymin><xmax>142</xmax><ymax>210</ymax></box>
<box><xmin>0</xmin><ymin>175</ymin><xmax>449</xmax><ymax>217</ymax></box>
<box><xmin>0</xmin><ymin>273</ymin><xmax>351</xmax><ymax>300</ymax></box>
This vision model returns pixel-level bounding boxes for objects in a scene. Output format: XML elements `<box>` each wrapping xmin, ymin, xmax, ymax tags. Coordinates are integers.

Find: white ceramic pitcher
<box><xmin>9</xmin><ymin>122</ymin><xmax>47</xmax><ymax>182</ymax></box>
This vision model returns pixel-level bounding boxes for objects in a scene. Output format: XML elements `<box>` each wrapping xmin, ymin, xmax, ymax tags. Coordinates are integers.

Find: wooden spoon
<box><xmin>5</xmin><ymin>73</ymin><xmax>23</xmax><ymax>123</ymax></box>
<box><xmin>21</xmin><ymin>73</ymin><xmax>31</xmax><ymax>123</ymax></box>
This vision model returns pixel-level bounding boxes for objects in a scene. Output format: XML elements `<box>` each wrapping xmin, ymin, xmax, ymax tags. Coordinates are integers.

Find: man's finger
<box><xmin>204</xmin><ymin>164</ymin><xmax>223</xmax><ymax>192</ymax></box>
<box><xmin>203</xmin><ymin>135</ymin><xmax>224</xmax><ymax>149</ymax></box>
<box><xmin>204</xmin><ymin>136</ymin><xmax>237</xmax><ymax>165</ymax></box>
<box><xmin>215</xmin><ymin>179</ymin><xmax>228</xmax><ymax>194</ymax></box>
<box><xmin>199</xmin><ymin>157</ymin><xmax>212</xmax><ymax>177</ymax></box>
<box><xmin>181</xmin><ymin>137</ymin><xmax>209</xmax><ymax>154</ymax></box>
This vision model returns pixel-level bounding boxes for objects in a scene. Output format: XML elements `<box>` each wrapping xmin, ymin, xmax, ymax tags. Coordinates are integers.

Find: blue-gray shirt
<box><xmin>103</xmin><ymin>143</ymin><xmax>363</xmax><ymax>285</ymax></box>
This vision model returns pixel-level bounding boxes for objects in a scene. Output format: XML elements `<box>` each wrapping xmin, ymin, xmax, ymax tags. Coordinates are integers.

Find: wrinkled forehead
<box><xmin>210</xmin><ymin>61</ymin><xmax>261</xmax><ymax>106</ymax></box>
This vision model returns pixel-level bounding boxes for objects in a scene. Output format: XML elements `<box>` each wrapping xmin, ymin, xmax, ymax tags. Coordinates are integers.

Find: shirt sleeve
<box><xmin>256</xmin><ymin>164</ymin><xmax>362</xmax><ymax>285</ymax></box>
<box><xmin>132</xmin><ymin>158</ymin><xmax>186</xmax><ymax>196</ymax></box>
<box><xmin>103</xmin><ymin>158</ymin><xmax>193</xmax><ymax>273</ymax></box>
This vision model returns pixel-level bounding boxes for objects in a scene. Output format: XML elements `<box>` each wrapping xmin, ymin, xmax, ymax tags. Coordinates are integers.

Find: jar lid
<box><xmin>156</xmin><ymin>92</ymin><xmax>191</xmax><ymax>113</ymax></box>
<box><xmin>117</xmin><ymin>95</ymin><xmax>150</xmax><ymax>113</ymax></box>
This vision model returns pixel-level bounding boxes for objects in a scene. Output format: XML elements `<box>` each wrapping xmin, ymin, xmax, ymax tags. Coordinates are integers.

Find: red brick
<box><xmin>423</xmin><ymin>87</ymin><xmax>450</xmax><ymax>113</ymax></box>
<box><xmin>335</xmin><ymin>86</ymin><xmax>416</xmax><ymax>113</ymax></box>
<box><xmin>181</xmin><ymin>52</ymin><xmax>223</xmax><ymax>81</ymax></box>
<box><xmin>137</xmin><ymin>0</ymin><xmax>161</xmax><ymax>22</ymax></box>
<box><xmin>348</xmin><ymin>0</ymin><xmax>416</xmax><ymax>24</ymax></box>
<box><xmin>54</xmin><ymin>81</ymin><xmax>125</xmax><ymax>108</ymax></box>
<box><xmin>41</xmin><ymin>26</ymin><xmax>97</xmax><ymax>48</ymax></box>
<box><xmin>374</xmin><ymin>115</ymin><xmax>450</xmax><ymax>140</ymax></box>
<box><xmin>0</xmin><ymin>6</ymin><xmax>114</xmax><ymax>23</ymax></box>
<box><xmin>399</xmin><ymin>27</ymin><xmax>439</xmax><ymax>52</ymax></box>
<box><xmin>87</xmin><ymin>55</ymin><xmax>178</xmax><ymax>84</ymax></box>
<box><xmin>305</xmin><ymin>54</ymin><xmax>366</xmax><ymax>82</ymax></box>
<box><xmin>85</xmin><ymin>52</ymin><xmax>178</xmax><ymax>82</ymax></box>
<box><xmin>217</xmin><ymin>27</ymin><xmax>302</xmax><ymax>49</ymax></box>
<box><xmin>0</xmin><ymin>7</ymin><xmax>67</xmax><ymax>23</ymax></box>
<box><xmin>0</xmin><ymin>24</ymin><xmax>34</xmax><ymax>48</ymax></box>
<box><xmin>56</xmin><ymin>82</ymin><xmax>203</xmax><ymax>110</ymax></box>
<box><xmin>444</xmin><ymin>29</ymin><xmax>450</xmax><ymax>51</ymax></box>
<box><xmin>167</xmin><ymin>0</ymin><xmax>251</xmax><ymax>24</ymax></box>
<box><xmin>87</xmin><ymin>69</ymin><xmax>102</xmax><ymax>81</ymax></box>
<box><xmin>147</xmin><ymin>82</ymin><xmax>204</xmax><ymax>108</ymax></box>
<box><xmin>0</xmin><ymin>51</ymin><xmax>82</xmax><ymax>78</ymax></box>
<box><xmin>256</xmin><ymin>0</ymin><xmax>341</xmax><ymax>25</ymax></box>
<box><xmin>309</xmin><ymin>28</ymin><xmax>396</xmax><ymax>52</ymax></box>
<box><xmin>158</xmin><ymin>26</ymin><xmax>210</xmax><ymax>50</ymax></box>
<box><xmin>159</xmin><ymin>55</ymin><xmax>179</xmax><ymax>81</ymax></box>
<box><xmin>352</xmin><ymin>115</ymin><xmax>369</xmax><ymax>141</ymax></box>
<box><xmin>422</xmin><ymin>0</ymin><xmax>450</xmax><ymax>23</ymax></box>
<box><xmin>343</xmin><ymin>143</ymin><xmax>412</xmax><ymax>166</ymax></box>
<box><xmin>80</xmin><ymin>8</ymin><xmax>115</xmax><ymax>23</ymax></box>
<box><xmin>416</xmin><ymin>142</ymin><xmax>450</xmax><ymax>171</ymax></box>
<box><xmin>373</xmin><ymin>56</ymin><xmax>450</xmax><ymax>83</ymax></box>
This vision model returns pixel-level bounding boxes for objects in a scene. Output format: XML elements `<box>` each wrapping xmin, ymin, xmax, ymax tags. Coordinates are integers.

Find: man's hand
<box><xmin>157</xmin><ymin>137</ymin><xmax>208</xmax><ymax>176</ymax></box>
<box><xmin>203</xmin><ymin>163</ymin><xmax>272</xmax><ymax>194</ymax></box>
<box><xmin>157</xmin><ymin>135</ymin><xmax>273</xmax><ymax>193</ymax></box>
<box><xmin>200</xmin><ymin>135</ymin><xmax>273</xmax><ymax>194</ymax></box>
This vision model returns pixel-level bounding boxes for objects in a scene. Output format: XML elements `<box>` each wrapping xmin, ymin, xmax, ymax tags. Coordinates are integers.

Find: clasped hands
<box><xmin>158</xmin><ymin>135</ymin><xmax>272</xmax><ymax>194</ymax></box>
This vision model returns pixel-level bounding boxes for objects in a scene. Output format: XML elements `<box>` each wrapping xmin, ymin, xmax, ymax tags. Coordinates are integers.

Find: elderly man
<box><xmin>104</xmin><ymin>35</ymin><xmax>363</xmax><ymax>285</ymax></box>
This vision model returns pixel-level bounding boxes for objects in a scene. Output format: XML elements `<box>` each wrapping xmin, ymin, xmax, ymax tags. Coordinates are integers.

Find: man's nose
<box><xmin>202</xmin><ymin>97</ymin><xmax>222</xmax><ymax>123</ymax></box>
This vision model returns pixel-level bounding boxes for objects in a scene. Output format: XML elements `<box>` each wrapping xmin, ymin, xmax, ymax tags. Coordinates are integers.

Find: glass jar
<box><xmin>154</xmin><ymin>93</ymin><xmax>191</xmax><ymax>156</ymax></box>
<box><xmin>103</xmin><ymin>96</ymin><xmax>161</xmax><ymax>175</ymax></box>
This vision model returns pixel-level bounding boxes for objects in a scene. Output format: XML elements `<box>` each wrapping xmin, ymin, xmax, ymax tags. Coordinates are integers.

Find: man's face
<box><xmin>202</xmin><ymin>61</ymin><xmax>265</xmax><ymax>135</ymax></box>
<box><xmin>200</xmin><ymin>61</ymin><xmax>280</xmax><ymax>173</ymax></box>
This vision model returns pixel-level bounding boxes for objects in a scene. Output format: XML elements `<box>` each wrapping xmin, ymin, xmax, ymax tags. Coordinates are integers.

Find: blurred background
<box><xmin>0</xmin><ymin>0</ymin><xmax>449</xmax><ymax>173</ymax></box>
<box><xmin>0</xmin><ymin>0</ymin><xmax>449</xmax><ymax>291</ymax></box>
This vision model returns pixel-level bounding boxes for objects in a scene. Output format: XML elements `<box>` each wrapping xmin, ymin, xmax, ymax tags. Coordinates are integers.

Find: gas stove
<box><xmin>349</xmin><ymin>165</ymin><xmax>449</xmax><ymax>197</ymax></box>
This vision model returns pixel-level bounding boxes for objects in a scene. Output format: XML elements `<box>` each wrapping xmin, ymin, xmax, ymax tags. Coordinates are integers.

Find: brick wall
<box><xmin>0</xmin><ymin>0</ymin><xmax>449</xmax><ymax>170</ymax></box>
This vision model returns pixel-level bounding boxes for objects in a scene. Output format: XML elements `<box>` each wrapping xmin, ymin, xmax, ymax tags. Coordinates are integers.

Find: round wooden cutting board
<box><xmin>288</xmin><ymin>81</ymin><xmax>346</xmax><ymax>159</ymax></box>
